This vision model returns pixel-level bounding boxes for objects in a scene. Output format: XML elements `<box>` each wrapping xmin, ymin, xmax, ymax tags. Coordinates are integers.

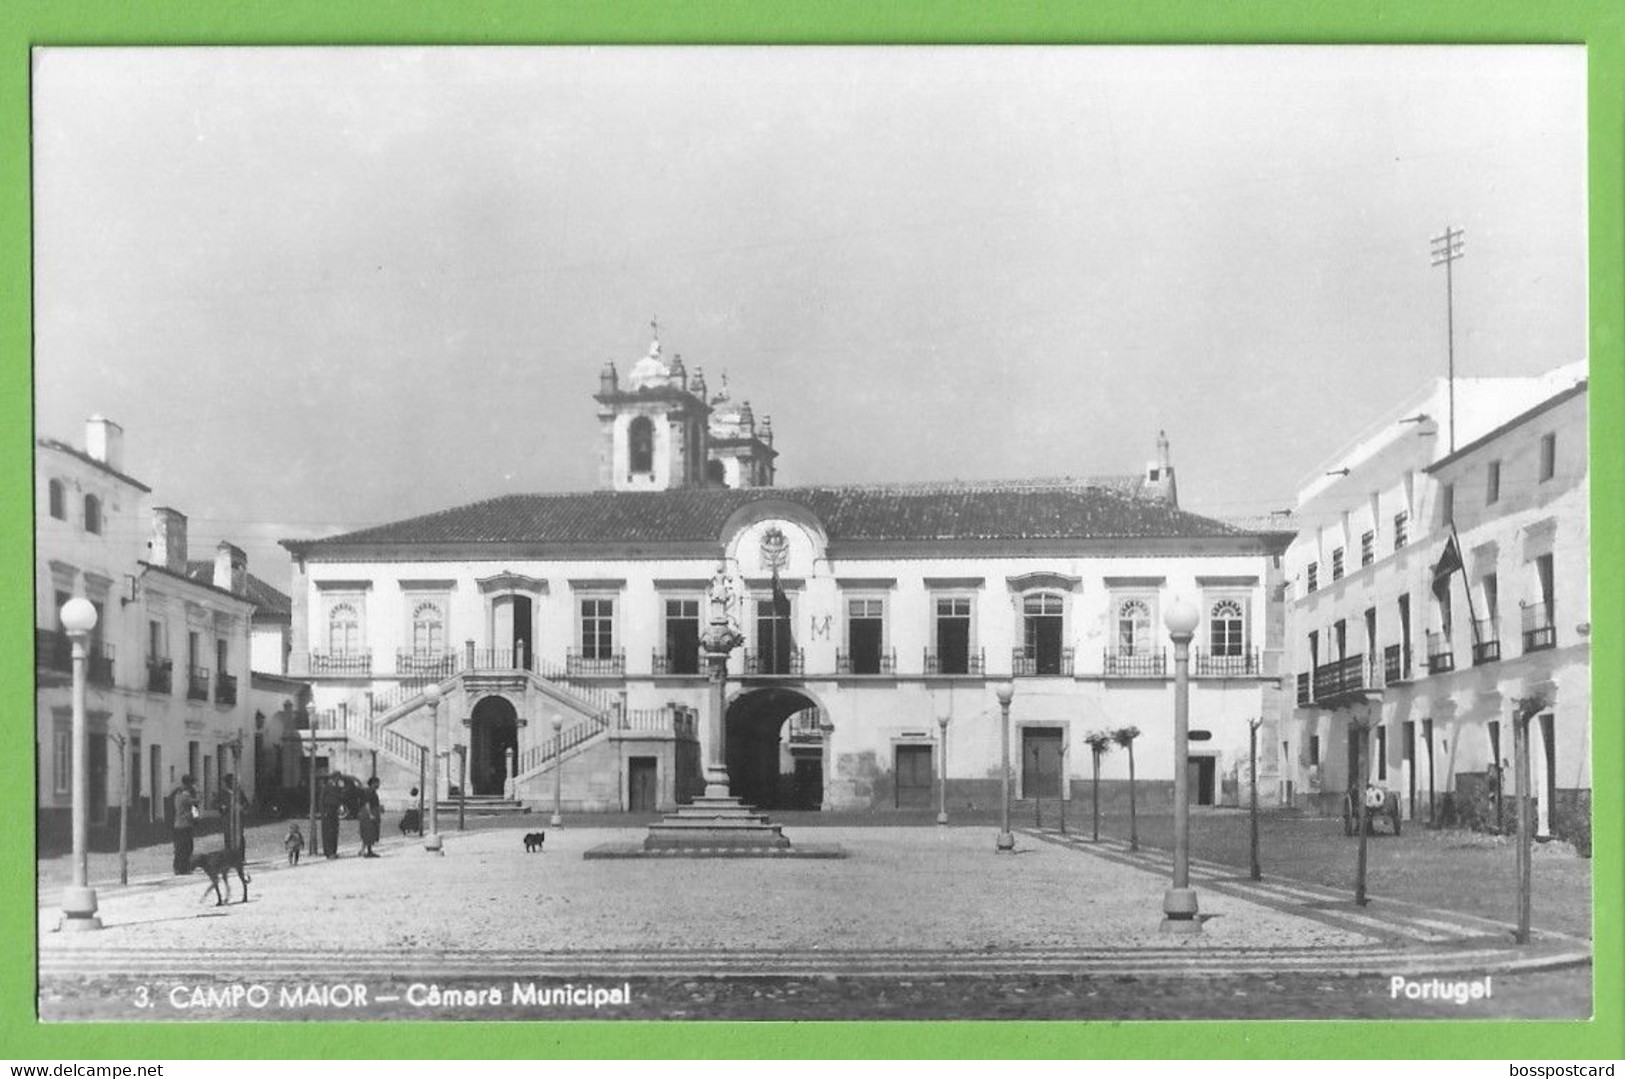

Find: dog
<box><xmin>191</xmin><ymin>845</ymin><xmax>251</xmax><ymax>906</ymax></box>
<box><xmin>522</xmin><ymin>831</ymin><xmax>546</xmax><ymax>853</ymax></box>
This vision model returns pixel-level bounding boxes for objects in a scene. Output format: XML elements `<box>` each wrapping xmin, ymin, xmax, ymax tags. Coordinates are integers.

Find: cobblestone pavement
<box><xmin>36</xmin><ymin>823</ymin><xmax>1590</xmax><ymax>1020</ymax></box>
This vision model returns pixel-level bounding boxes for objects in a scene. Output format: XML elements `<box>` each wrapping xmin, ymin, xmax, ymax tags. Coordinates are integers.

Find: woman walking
<box><xmin>319</xmin><ymin>775</ymin><xmax>343</xmax><ymax>859</ymax></box>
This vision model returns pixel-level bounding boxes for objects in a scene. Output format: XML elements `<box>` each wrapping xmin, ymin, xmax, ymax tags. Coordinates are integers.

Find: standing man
<box><xmin>217</xmin><ymin>773</ymin><xmax>250</xmax><ymax>852</ymax></box>
<box><xmin>170</xmin><ymin>774</ymin><xmax>198</xmax><ymax>875</ymax></box>
<box><xmin>319</xmin><ymin>775</ymin><xmax>343</xmax><ymax>859</ymax></box>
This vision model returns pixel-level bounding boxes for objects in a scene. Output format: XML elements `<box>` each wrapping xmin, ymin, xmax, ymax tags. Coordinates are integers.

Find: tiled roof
<box><xmin>183</xmin><ymin>561</ymin><xmax>292</xmax><ymax>615</ymax></box>
<box><xmin>287</xmin><ymin>480</ymin><xmax>1259</xmax><ymax>552</ymax></box>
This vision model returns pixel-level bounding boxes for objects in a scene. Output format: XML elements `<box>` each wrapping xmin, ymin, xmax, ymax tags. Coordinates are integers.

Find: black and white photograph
<box><xmin>32</xmin><ymin>46</ymin><xmax>1591</xmax><ymax>1022</ymax></box>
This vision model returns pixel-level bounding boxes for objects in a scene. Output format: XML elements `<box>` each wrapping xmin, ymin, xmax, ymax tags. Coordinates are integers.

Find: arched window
<box><xmin>83</xmin><ymin>494</ymin><xmax>102</xmax><ymax>534</ymax></box>
<box><xmin>1210</xmin><ymin>599</ymin><xmax>1245</xmax><ymax>656</ymax></box>
<box><xmin>628</xmin><ymin>416</ymin><xmax>655</xmax><ymax>474</ymax></box>
<box><xmin>412</xmin><ymin>601</ymin><xmax>445</xmax><ymax>655</ymax></box>
<box><xmin>328</xmin><ymin>603</ymin><xmax>360</xmax><ymax>655</ymax></box>
<box><xmin>1116</xmin><ymin>598</ymin><xmax>1151</xmax><ymax>655</ymax></box>
<box><xmin>48</xmin><ymin>479</ymin><xmax>66</xmax><ymax>520</ymax></box>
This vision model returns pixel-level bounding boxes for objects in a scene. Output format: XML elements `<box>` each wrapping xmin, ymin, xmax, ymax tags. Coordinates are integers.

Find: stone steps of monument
<box><xmin>431</xmin><ymin>797</ymin><xmax>530</xmax><ymax>816</ymax></box>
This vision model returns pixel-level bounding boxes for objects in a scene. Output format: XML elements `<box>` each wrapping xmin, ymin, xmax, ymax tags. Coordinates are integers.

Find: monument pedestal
<box><xmin>643</xmin><ymin>795</ymin><xmax>791</xmax><ymax>850</ymax></box>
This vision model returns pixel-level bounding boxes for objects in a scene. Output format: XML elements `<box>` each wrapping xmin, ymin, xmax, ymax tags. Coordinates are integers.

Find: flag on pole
<box><xmin>1431</xmin><ymin>532</ymin><xmax>1463</xmax><ymax>599</ymax></box>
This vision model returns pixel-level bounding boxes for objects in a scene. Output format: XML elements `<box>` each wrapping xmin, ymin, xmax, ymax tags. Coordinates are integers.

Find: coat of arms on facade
<box><xmin>760</xmin><ymin>525</ymin><xmax>790</xmax><ymax>574</ymax></box>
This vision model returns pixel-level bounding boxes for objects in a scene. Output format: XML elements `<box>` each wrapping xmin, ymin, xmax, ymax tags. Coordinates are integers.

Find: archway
<box><xmin>469</xmin><ymin>695</ymin><xmax>520</xmax><ymax>796</ymax></box>
<box><xmin>725</xmin><ymin>687</ymin><xmax>823</xmax><ymax>810</ymax></box>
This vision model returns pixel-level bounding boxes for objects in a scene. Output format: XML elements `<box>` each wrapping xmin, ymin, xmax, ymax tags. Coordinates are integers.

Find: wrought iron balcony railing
<box><xmin>87</xmin><ymin>643</ymin><xmax>114</xmax><ymax>687</ymax></box>
<box><xmin>836</xmin><ymin>647</ymin><xmax>896</xmax><ymax>675</ymax></box>
<box><xmin>1103</xmin><ymin>648</ymin><xmax>1166</xmax><ymax>679</ymax></box>
<box><xmin>396</xmin><ymin>650</ymin><xmax>460</xmax><ymax>678</ymax></box>
<box><xmin>146</xmin><ymin>658</ymin><xmax>173</xmax><ymax>694</ymax></box>
<box><xmin>566</xmin><ymin>648</ymin><xmax>626</xmax><ymax>677</ymax></box>
<box><xmin>309</xmin><ymin>651</ymin><xmax>373</xmax><ymax>677</ymax></box>
<box><xmin>469</xmin><ymin>648</ymin><xmax>533</xmax><ymax>672</ymax></box>
<box><xmin>1013</xmin><ymin>646</ymin><xmax>1075</xmax><ymax>677</ymax></box>
<box><xmin>742</xmin><ymin>647</ymin><xmax>804</xmax><ymax>677</ymax></box>
<box><xmin>1472</xmin><ymin>618</ymin><xmax>1502</xmax><ymax>665</ymax></box>
<box><xmin>187</xmin><ymin>664</ymin><xmax>212</xmax><ymax>701</ymax></box>
<box><xmin>215</xmin><ymin>671</ymin><xmax>237</xmax><ymax>706</ymax></box>
<box><xmin>1425</xmin><ymin>631</ymin><xmax>1455</xmax><ymax>674</ymax></box>
<box><xmin>1382</xmin><ymin>643</ymin><xmax>1413</xmax><ymax>685</ymax></box>
<box><xmin>1311</xmin><ymin>653</ymin><xmax>1374</xmax><ymax>701</ymax></box>
<box><xmin>923</xmin><ymin>646</ymin><xmax>985</xmax><ymax>676</ymax></box>
<box><xmin>1193</xmin><ymin>648</ymin><xmax>1258</xmax><ymax>678</ymax></box>
<box><xmin>1521</xmin><ymin>602</ymin><xmax>1556</xmax><ymax>653</ymax></box>
<box><xmin>652</xmin><ymin>648</ymin><xmax>704</xmax><ymax>676</ymax></box>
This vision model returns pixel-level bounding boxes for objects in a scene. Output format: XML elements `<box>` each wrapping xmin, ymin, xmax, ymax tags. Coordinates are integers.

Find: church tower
<box><xmin>705</xmin><ymin>374</ymin><xmax>778</xmax><ymax>489</ymax></box>
<box><xmin>594</xmin><ymin>330</ymin><xmax>712</xmax><ymax>491</ymax></box>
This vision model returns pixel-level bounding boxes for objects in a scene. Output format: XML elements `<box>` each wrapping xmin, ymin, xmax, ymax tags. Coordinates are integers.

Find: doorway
<box><xmin>725</xmin><ymin>686</ymin><xmax>820</xmax><ymax>809</ymax></box>
<box><xmin>492</xmin><ymin>595</ymin><xmax>535</xmax><ymax>668</ymax></box>
<box><xmin>88</xmin><ymin>734</ymin><xmax>108</xmax><ymax>823</ymax></box>
<box><xmin>1021</xmin><ymin>727</ymin><xmax>1063</xmax><ymax>799</ymax></box>
<box><xmin>894</xmin><ymin>744</ymin><xmax>933</xmax><ymax>808</ymax></box>
<box><xmin>628</xmin><ymin>756</ymin><xmax>658</xmax><ymax>813</ymax></box>
<box><xmin>1187</xmin><ymin>755</ymin><xmax>1216</xmax><ymax>806</ymax></box>
<box><xmin>469</xmin><ymin>695</ymin><xmax>520</xmax><ymax>796</ymax></box>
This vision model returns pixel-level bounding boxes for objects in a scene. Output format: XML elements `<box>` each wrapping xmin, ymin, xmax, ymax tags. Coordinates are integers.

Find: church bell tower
<box><xmin>594</xmin><ymin>329</ymin><xmax>712</xmax><ymax>491</ymax></box>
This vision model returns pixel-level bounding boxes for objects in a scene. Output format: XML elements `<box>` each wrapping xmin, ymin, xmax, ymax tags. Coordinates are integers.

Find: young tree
<box><xmin>1083</xmin><ymin>730</ymin><xmax>1114</xmax><ymax>842</ymax></box>
<box><xmin>1111</xmin><ymin>726</ymin><xmax>1142</xmax><ymax>851</ymax></box>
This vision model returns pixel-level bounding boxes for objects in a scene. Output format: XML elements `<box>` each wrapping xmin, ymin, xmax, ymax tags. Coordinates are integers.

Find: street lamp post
<box><xmin>423</xmin><ymin>683</ymin><xmax>443</xmax><ymax>852</ymax></box>
<box><xmin>995</xmin><ymin>681</ymin><xmax>1016</xmax><ymax>852</ymax></box>
<box><xmin>1161</xmin><ymin>597</ymin><xmax>1201</xmax><ymax>934</ymax></box>
<box><xmin>550</xmin><ymin>714</ymin><xmax>564</xmax><ymax>827</ymax></box>
<box><xmin>936</xmin><ymin>714</ymin><xmax>950</xmax><ymax>826</ymax></box>
<box><xmin>60</xmin><ymin>597</ymin><xmax>101</xmax><ymax>931</ymax></box>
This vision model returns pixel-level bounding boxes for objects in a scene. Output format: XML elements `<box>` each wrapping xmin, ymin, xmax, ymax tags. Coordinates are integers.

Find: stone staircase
<box><xmin>433</xmin><ymin>793</ymin><xmax>532</xmax><ymax>818</ymax></box>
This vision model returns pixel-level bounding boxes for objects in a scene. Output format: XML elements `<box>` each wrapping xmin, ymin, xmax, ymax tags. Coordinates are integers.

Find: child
<box><xmin>284</xmin><ymin>822</ymin><xmax>305</xmax><ymax>866</ymax></box>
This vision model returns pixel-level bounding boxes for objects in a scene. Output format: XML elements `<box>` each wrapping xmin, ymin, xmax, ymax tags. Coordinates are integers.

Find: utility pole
<box><xmin>1430</xmin><ymin>225</ymin><xmax>1466</xmax><ymax>452</ymax></box>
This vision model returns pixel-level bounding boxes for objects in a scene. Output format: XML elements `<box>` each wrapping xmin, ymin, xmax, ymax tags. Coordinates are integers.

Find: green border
<box><xmin>3</xmin><ymin>0</ymin><xmax>1620</xmax><ymax>1060</ymax></box>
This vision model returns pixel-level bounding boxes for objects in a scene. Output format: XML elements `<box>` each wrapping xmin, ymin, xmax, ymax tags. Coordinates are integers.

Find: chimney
<box><xmin>1144</xmin><ymin>430</ymin><xmax>1179</xmax><ymax>507</ymax></box>
<box><xmin>149</xmin><ymin>507</ymin><xmax>188</xmax><ymax>572</ymax></box>
<box><xmin>85</xmin><ymin>416</ymin><xmax>124</xmax><ymax>472</ymax></box>
<box><xmin>214</xmin><ymin>541</ymin><xmax>248</xmax><ymax>596</ymax></box>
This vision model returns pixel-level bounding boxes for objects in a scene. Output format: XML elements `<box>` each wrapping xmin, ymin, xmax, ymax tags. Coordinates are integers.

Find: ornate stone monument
<box><xmin>586</xmin><ymin>563</ymin><xmax>844</xmax><ymax>859</ymax></box>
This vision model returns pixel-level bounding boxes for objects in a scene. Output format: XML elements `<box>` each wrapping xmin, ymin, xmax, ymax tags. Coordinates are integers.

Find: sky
<box><xmin>31</xmin><ymin>46</ymin><xmax>1587</xmax><ymax>593</ymax></box>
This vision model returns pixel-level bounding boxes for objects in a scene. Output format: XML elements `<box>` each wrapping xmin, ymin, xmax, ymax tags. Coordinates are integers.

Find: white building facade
<box><xmin>283</xmin><ymin>340</ymin><xmax>1292</xmax><ymax>814</ymax></box>
<box><xmin>1284</xmin><ymin>366</ymin><xmax>1590</xmax><ymax>849</ymax></box>
<box><xmin>36</xmin><ymin>419</ymin><xmax>263</xmax><ymax>843</ymax></box>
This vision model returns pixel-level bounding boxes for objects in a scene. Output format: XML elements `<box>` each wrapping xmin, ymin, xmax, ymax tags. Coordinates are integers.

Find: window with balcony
<box><xmin>146</xmin><ymin>619</ymin><xmax>171</xmax><ymax>693</ymax></box>
<box><xmin>84</xmin><ymin>494</ymin><xmax>102</xmax><ymax>535</ymax></box>
<box><xmin>1199</xmin><ymin>598</ymin><xmax>1252</xmax><ymax>676</ymax></box>
<box><xmin>1394</xmin><ymin>511</ymin><xmax>1409</xmax><ymax>550</ymax></box>
<box><xmin>1360</xmin><ymin>530</ymin><xmax>1375</xmax><ymax>567</ymax></box>
<box><xmin>214</xmin><ymin>638</ymin><xmax>235</xmax><ymax>704</ymax></box>
<box><xmin>660</xmin><ymin>598</ymin><xmax>701</xmax><ymax>675</ymax></box>
<box><xmin>1103</xmin><ymin>596</ymin><xmax>1157</xmax><ymax>677</ymax></box>
<box><xmin>580</xmin><ymin>598</ymin><xmax>615</xmax><ymax>659</ymax></box>
<box><xmin>48</xmin><ymin>479</ymin><xmax>66</xmax><ymax>520</ymax></box>
<box><xmin>1486</xmin><ymin>460</ymin><xmax>1501</xmax><ymax>505</ymax></box>
<box><xmin>1018</xmin><ymin>592</ymin><xmax>1068</xmax><ymax>676</ymax></box>
<box><xmin>843</xmin><ymin>597</ymin><xmax>887</xmax><ymax>674</ymax></box>
<box><xmin>1522</xmin><ymin>553</ymin><xmax>1556</xmax><ymax>652</ymax></box>
<box><xmin>1539</xmin><ymin>432</ymin><xmax>1556</xmax><ymax>482</ymax></box>
<box><xmin>930</xmin><ymin>596</ymin><xmax>976</xmax><ymax>674</ymax></box>
<box><xmin>1331</xmin><ymin>547</ymin><xmax>1345</xmax><ymax>581</ymax></box>
<box><xmin>628</xmin><ymin>416</ymin><xmax>655</xmax><ymax>474</ymax></box>
<box><xmin>313</xmin><ymin>602</ymin><xmax>369</xmax><ymax>675</ymax></box>
<box><xmin>751</xmin><ymin>594</ymin><xmax>797</xmax><ymax>674</ymax></box>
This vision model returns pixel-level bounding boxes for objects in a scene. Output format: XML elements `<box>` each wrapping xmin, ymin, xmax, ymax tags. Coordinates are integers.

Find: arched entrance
<box><xmin>469</xmin><ymin>695</ymin><xmax>520</xmax><ymax>796</ymax></box>
<box><xmin>725</xmin><ymin>687</ymin><xmax>824</xmax><ymax>810</ymax></box>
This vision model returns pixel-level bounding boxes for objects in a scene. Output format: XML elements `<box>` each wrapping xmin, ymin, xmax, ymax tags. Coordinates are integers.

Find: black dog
<box><xmin>523</xmin><ymin>832</ymin><xmax>546</xmax><ymax>853</ymax></box>
<box><xmin>192</xmin><ymin>846</ymin><xmax>251</xmax><ymax>905</ymax></box>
